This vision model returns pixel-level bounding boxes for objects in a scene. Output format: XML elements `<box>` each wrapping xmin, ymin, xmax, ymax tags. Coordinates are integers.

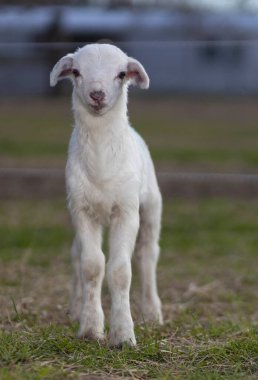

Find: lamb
<box><xmin>50</xmin><ymin>43</ymin><xmax>163</xmax><ymax>347</ymax></box>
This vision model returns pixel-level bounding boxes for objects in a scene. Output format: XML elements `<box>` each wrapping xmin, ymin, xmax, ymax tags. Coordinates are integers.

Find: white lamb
<box><xmin>50</xmin><ymin>43</ymin><xmax>163</xmax><ymax>347</ymax></box>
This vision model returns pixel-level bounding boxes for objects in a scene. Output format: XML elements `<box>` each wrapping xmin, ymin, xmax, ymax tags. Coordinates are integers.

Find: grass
<box><xmin>1</xmin><ymin>96</ymin><xmax>258</xmax><ymax>171</ymax></box>
<box><xmin>0</xmin><ymin>322</ymin><xmax>257</xmax><ymax>379</ymax></box>
<box><xmin>1</xmin><ymin>198</ymin><xmax>258</xmax><ymax>379</ymax></box>
<box><xmin>1</xmin><ymin>96</ymin><xmax>258</xmax><ymax>378</ymax></box>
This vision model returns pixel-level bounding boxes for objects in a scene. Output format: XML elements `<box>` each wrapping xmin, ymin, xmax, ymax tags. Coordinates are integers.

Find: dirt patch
<box><xmin>0</xmin><ymin>260</ymin><xmax>70</xmax><ymax>330</ymax></box>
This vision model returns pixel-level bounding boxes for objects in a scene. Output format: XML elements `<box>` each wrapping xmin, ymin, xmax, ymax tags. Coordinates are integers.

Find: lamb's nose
<box><xmin>90</xmin><ymin>91</ymin><xmax>105</xmax><ymax>102</ymax></box>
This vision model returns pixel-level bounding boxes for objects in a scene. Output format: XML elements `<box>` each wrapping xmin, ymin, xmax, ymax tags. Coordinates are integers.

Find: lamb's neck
<box><xmin>71</xmin><ymin>91</ymin><xmax>130</xmax><ymax>181</ymax></box>
<box><xmin>72</xmin><ymin>90</ymin><xmax>129</xmax><ymax>141</ymax></box>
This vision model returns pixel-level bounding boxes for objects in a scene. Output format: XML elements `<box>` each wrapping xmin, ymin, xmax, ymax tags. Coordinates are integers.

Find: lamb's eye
<box><xmin>72</xmin><ymin>69</ymin><xmax>80</xmax><ymax>78</ymax></box>
<box><xmin>118</xmin><ymin>71</ymin><xmax>126</xmax><ymax>80</ymax></box>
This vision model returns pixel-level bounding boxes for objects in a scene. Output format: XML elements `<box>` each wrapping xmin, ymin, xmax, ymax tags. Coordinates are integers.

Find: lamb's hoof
<box><xmin>109</xmin><ymin>339</ymin><xmax>136</xmax><ymax>349</ymax></box>
<box><xmin>69</xmin><ymin>301</ymin><xmax>82</xmax><ymax>322</ymax></box>
<box><xmin>141</xmin><ymin>303</ymin><xmax>163</xmax><ymax>325</ymax></box>
<box><xmin>69</xmin><ymin>309</ymin><xmax>81</xmax><ymax>322</ymax></box>
<box><xmin>109</xmin><ymin>329</ymin><xmax>136</xmax><ymax>348</ymax></box>
<box><xmin>144</xmin><ymin>311</ymin><xmax>163</xmax><ymax>326</ymax></box>
<box><xmin>78</xmin><ymin>328</ymin><xmax>105</xmax><ymax>343</ymax></box>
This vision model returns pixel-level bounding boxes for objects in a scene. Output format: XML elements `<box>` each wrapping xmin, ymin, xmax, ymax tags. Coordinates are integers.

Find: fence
<box><xmin>1</xmin><ymin>168</ymin><xmax>258</xmax><ymax>200</ymax></box>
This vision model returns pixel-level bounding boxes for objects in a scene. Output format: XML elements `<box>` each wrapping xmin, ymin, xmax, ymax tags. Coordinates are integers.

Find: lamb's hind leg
<box><xmin>135</xmin><ymin>195</ymin><xmax>163</xmax><ymax>325</ymax></box>
<box><xmin>69</xmin><ymin>236</ymin><xmax>82</xmax><ymax>321</ymax></box>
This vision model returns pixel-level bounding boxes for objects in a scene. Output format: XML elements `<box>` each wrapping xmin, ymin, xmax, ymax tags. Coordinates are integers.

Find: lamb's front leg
<box><xmin>74</xmin><ymin>214</ymin><xmax>105</xmax><ymax>341</ymax></box>
<box><xmin>107</xmin><ymin>209</ymin><xmax>139</xmax><ymax>347</ymax></box>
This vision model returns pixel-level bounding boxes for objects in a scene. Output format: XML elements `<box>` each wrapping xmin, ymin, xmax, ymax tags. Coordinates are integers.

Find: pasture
<box><xmin>0</xmin><ymin>97</ymin><xmax>258</xmax><ymax>379</ymax></box>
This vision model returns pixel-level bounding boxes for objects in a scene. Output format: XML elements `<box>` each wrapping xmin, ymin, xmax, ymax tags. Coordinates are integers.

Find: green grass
<box><xmin>0</xmin><ymin>99</ymin><xmax>71</xmax><ymax>167</ymax></box>
<box><xmin>0</xmin><ymin>322</ymin><xmax>257</xmax><ymax>379</ymax></box>
<box><xmin>1</xmin><ymin>96</ymin><xmax>258</xmax><ymax>378</ymax></box>
<box><xmin>1</xmin><ymin>199</ymin><xmax>258</xmax><ymax>379</ymax></box>
<box><xmin>151</xmin><ymin>147</ymin><xmax>258</xmax><ymax>167</ymax></box>
<box><xmin>0</xmin><ymin>138</ymin><xmax>67</xmax><ymax>157</ymax></box>
<box><xmin>1</xmin><ymin>97</ymin><xmax>258</xmax><ymax>171</ymax></box>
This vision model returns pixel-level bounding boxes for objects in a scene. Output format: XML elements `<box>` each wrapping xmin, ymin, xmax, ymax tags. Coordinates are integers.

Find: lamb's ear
<box><xmin>50</xmin><ymin>54</ymin><xmax>79</xmax><ymax>87</ymax></box>
<box><xmin>127</xmin><ymin>58</ymin><xmax>149</xmax><ymax>89</ymax></box>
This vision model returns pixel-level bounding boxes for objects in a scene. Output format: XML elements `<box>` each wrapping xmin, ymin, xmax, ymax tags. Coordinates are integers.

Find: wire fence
<box><xmin>1</xmin><ymin>168</ymin><xmax>258</xmax><ymax>200</ymax></box>
<box><xmin>1</xmin><ymin>40</ymin><xmax>258</xmax><ymax>199</ymax></box>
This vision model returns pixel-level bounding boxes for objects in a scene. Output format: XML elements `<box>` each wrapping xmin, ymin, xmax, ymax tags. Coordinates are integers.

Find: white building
<box><xmin>0</xmin><ymin>6</ymin><xmax>258</xmax><ymax>95</ymax></box>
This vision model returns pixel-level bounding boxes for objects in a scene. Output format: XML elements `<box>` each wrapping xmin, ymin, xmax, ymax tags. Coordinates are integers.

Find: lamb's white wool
<box><xmin>50</xmin><ymin>43</ymin><xmax>163</xmax><ymax>347</ymax></box>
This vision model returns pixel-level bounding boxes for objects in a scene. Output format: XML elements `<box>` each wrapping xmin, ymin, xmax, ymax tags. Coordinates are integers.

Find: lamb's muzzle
<box><xmin>50</xmin><ymin>43</ymin><xmax>163</xmax><ymax>347</ymax></box>
<box><xmin>90</xmin><ymin>90</ymin><xmax>105</xmax><ymax>102</ymax></box>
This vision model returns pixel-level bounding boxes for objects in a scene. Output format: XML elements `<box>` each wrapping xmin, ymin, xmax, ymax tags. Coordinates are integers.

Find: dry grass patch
<box><xmin>0</xmin><ymin>198</ymin><xmax>258</xmax><ymax>379</ymax></box>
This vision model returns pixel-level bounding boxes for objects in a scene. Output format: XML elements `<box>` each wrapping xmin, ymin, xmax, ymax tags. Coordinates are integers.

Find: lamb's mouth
<box><xmin>89</xmin><ymin>103</ymin><xmax>106</xmax><ymax>113</ymax></box>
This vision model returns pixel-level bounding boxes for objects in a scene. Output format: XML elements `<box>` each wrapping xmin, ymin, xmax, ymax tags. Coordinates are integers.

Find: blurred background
<box><xmin>1</xmin><ymin>4</ymin><xmax>258</xmax><ymax>377</ymax></box>
<box><xmin>1</xmin><ymin>0</ymin><xmax>258</xmax><ymax>96</ymax></box>
<box><xmin>1</xmin><ymin>0</ymin><xmax>258</xmax><ymax>181</ymax></box>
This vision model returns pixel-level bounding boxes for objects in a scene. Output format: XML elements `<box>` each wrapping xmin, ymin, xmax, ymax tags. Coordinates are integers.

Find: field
<box><xmin>0</xmin><ymin>97</ymin><xmax>258</xmax><ymax>379</ymax></box>
<box><xmin>1</xmin><ymin>96</ymin><xmax>258</xmax><ymax>172</ymax></box>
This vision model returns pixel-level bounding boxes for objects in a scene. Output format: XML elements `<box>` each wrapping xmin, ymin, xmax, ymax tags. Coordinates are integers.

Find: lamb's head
<box><xmin>50</xmin><ymin>43</ymin><xmax>149</xmax><ymax>116</ymax></box>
